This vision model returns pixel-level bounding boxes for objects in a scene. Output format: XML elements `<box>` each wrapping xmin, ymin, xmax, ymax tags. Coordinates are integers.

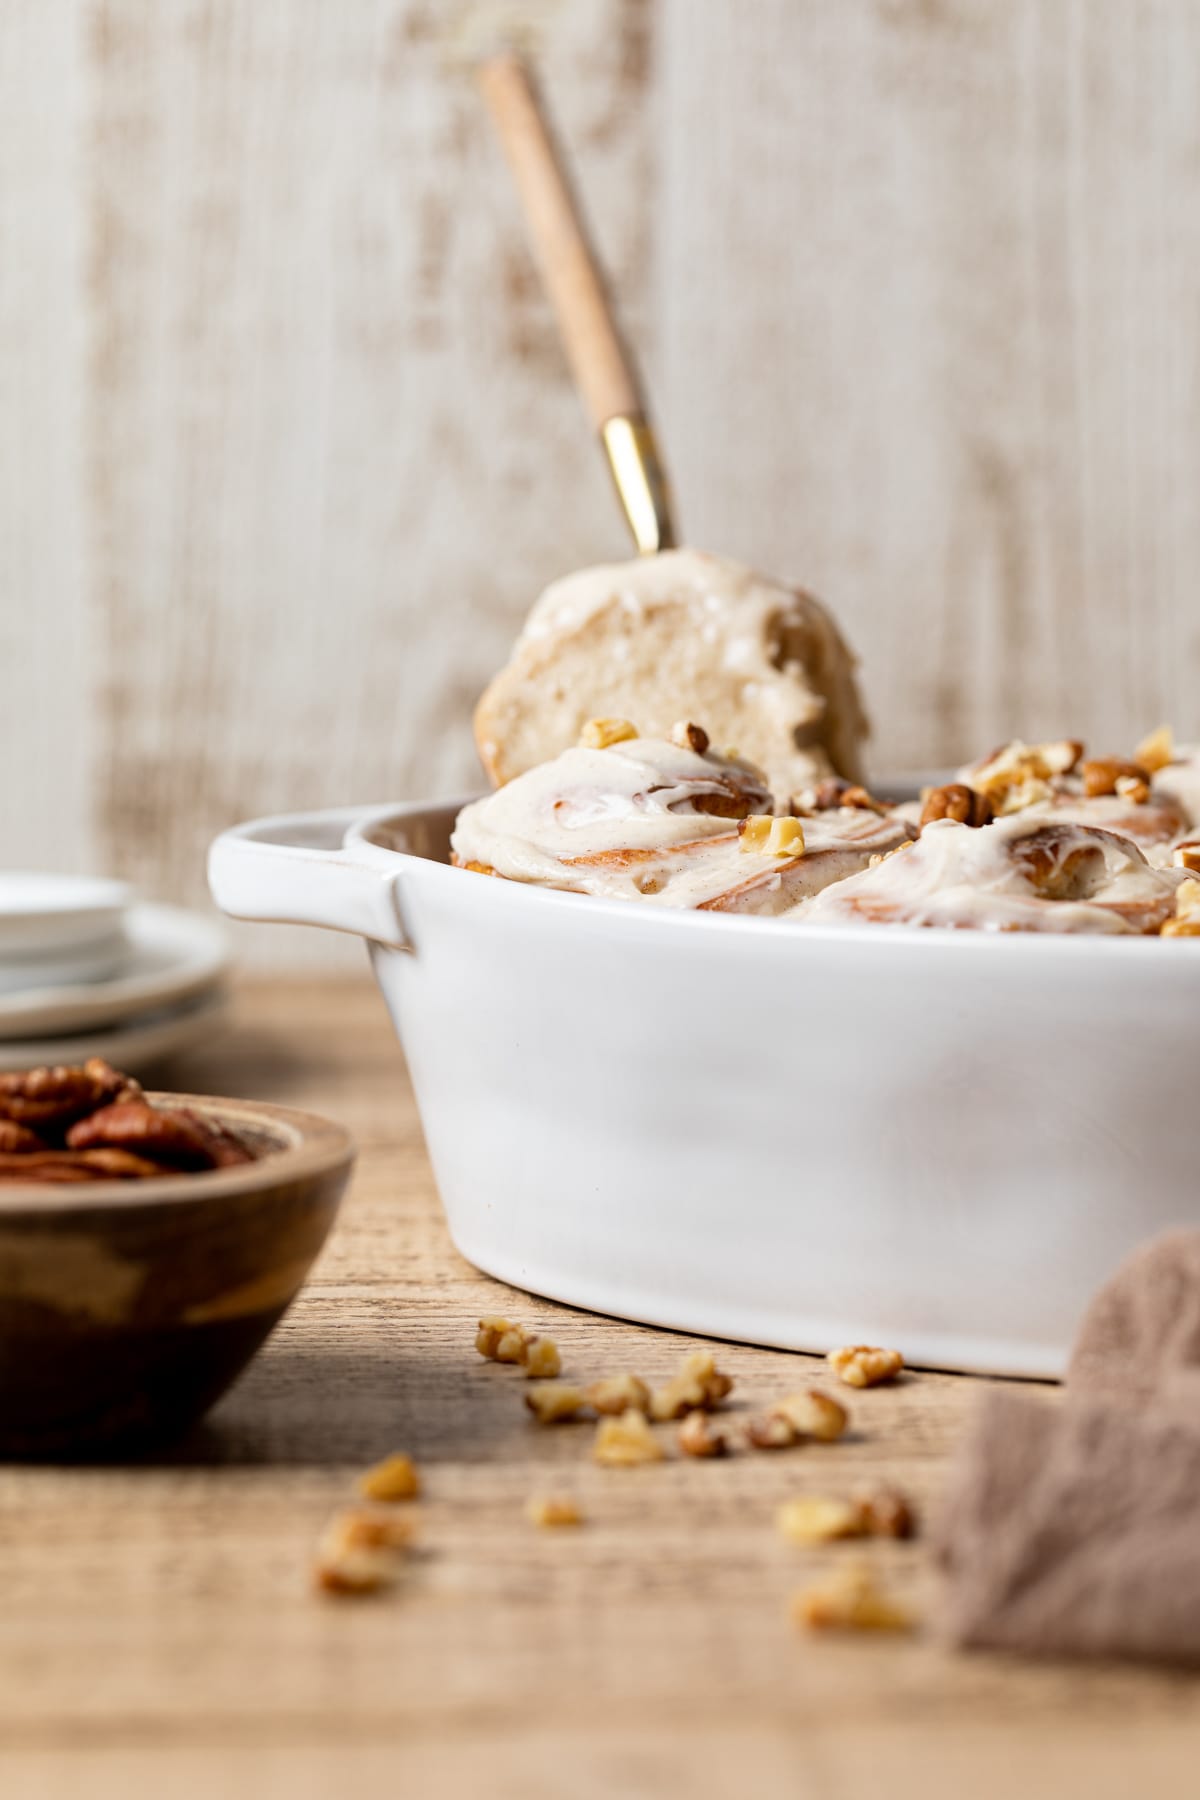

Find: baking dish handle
<box><xmin>207</xmin><ymin>807</ymin><xmax>410</xmax><ymax>949</ymax></box>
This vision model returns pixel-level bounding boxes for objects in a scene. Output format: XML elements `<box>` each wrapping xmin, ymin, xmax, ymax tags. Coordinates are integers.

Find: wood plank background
<box><xmin>3</xmin><ymin>0</ymin><xmax>1199</xmax><ymax>964</ymax></box>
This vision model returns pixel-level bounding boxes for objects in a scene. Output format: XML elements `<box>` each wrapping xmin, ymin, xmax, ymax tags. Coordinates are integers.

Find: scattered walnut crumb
<box><xmin>525</xmin><ymin>1493</ymin><xmax>584</xmax><ymax>1528</ymax></box>
<box><xmin>777</xmin><ymin>1484</ymin><xmax>916</xmax><ymax>1545</ymax></box>
<box><xmin>593</xmin><ymin>1408</ymin><xmax>665</xmax><ymax>1467</ymax></box>
<box><xmin>670</xmin><ymin>720</ymin><xmax>710</xmax><ymax>755</ymax></box>
<box><xmin>525</xmin><ymin>1383</ymin><xmax>590</xmax><ymax>1424</ymax></box>
<box><xmin>678</xmin><ymin>1409</ymin><xmax>729</xmax><ymax>1458</ymax></box>
<box><xmin>356</xmin><ymin>1453</ymin><xmax>420</xmax><ymax>1503</ymax></box>
<box><xmin>776</xmin><ymin>1495</ymin><xmax>867</xmax><ymax>1545</ymax></box>
<box><xmin>1173</xmin><ymin>841</ymin><xmax>1200</xmax><ymax>875</ymax></box>
<box><xmin>494</xmin><ymin>1326</ymin><xmax>533</xmax><ymax>1364</ymax></box>
<box><xmin>770</xmin><ymin>1389</ymin><xmax>848</xmax><ymax>1442</ymax></box>
<box><xmin>649</xmin><ymin>1350</ymin><xmax>734</xmax><ymax>1421</ymax></box>
<box><xmin>1135</xmin><ymin>724</ymin><xmax>1175</xmax><ymax>775</ymax></box>
<box><xmin>314</xmin><ymin>1507</ymin><xmax>416</xmax><ymax>1596</ymax></box>
<box><xmin>792</xmin><ymin>1561</ymin><xmax>913</xmax><ymax>1633</ymax></box>
<box><xmin>1115</xmin><ymin>773</ymin><xmax>1151</xmax><ymax>805</ymax></box>
<box><xmin>476</xmin><ymin>1316</ymin><xmax>517</xmax><ymax>1359</ymax></box>
<box><xmin>523</xmin><ymin>1336</ymin><xmax>562</xmax><ymax>1379</ymax></box>
<box><xmin>580</xmin><ymin>717</ymin><xmax>638</xmax><ymax>750</ymax></box>
<box><xmin>744</xmin><ymin>1412</ymin><xmax>799</xmax><ymax>1451</ymax></box>
<box><xmin>586</xmin><ymin>1373</ymin><xmax>651</xmax><ymax>1416</ymax></box>
<box><xmin>855</xmin><ymin>1483</ymin><xmax>916</xmax><ymax>1539</ymax></box>
<box><xmin>738</xmin><ymin>815</ymin><xmax>806</xmax><ymax>858</ymax></box>
<box><xmin>827</xmin><ymin>1345</ymin><xmax>904</xmax><ymax>1389</ymax></box>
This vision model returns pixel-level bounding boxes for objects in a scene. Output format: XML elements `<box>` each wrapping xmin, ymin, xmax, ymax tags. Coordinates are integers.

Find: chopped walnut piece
<box><xmin>1173</xmin><ymin>841</ymin><xmax>1200</xmax><ymax>874</ymax></box>
<box><xmin>476</xmin><ymin>1316</ymin><xmax>517</xmax><ymax>1359</ymax></box>
<box><xmin>792</xmin><ymin>1561</ymin><xmax>913</xmax><ymax>1633</ymax></box>
<box><xmin>1080</xmin><ymin>756</ymin><xmax>1151</xmax><ymax>799</ymax></box>
<box><xmin>670</xmin><ymin>720</ymin><xmax>710</xmax><ymax>755</ymax></box>
<box><xmin>968</xmin><ymin>739</ymin><xmax>1081</xmax><ymax>811</ymax></box>
<box><xmin>586</xmin><ymin>1374</ymin><xmax>651</xmax><ymax>1416</ymax></box>
<box><xmin>839</xmin><ymin>785</ymin><xmax>887</xmax><ymax>815</ymax></box>
<box><xmin>523</xmin><ymin>1336</ymin><xmax>562</xmax><ymax>1379</ymax></box>
<box><xmin>1115</xmin><ymin>773</ymin><xmax>1151</xmax><ymax>805</ymax></box>
<box><xmin>919</xmin><ymin>783</ymin><xmax>993</xmax><ymax>829</ymax></box>
<box><xmin>525</xmin><ymin>1383</ymin><xmax>590</xmax><ymax>1424</ymax></box>
<box><xmin>855</xmin><ymin>1484</ymin><xmax>916</xmax><ymax>1539</ymax></box>
<box><xmin>1175</xmin><ymin>876</ymin><xmax>1200</xmax><ymax>918</ymax></box>
<box><xmin>678</xmin><ymin>1410</ymin><xmax>729</xmax><ymax>1458</ymax></box>
<box><xmin>1162</xmin><ymin>876</ymin><xmax>1200</xmax><ymax>937</ymax></box>
<box><xmin>827</xmin><ymin>1345</ymin><xmax>904</xmax><ymax>1389</ymax></box>
<box><xmin>314</xmin><ymin>1507</ymin><xmax>416</xmax><ymax>1596</ymax></box>
<box><xmin>776</xmin><ymin>1496</ymin><xmax>868</xmax><ymax>1545</ymax></box>
<box><xmin>649</xmin><ymin>1350</ymin><xmax>734</xmax><ymax>1421</ymax></box>
<box><xmin>593</xmin><ymin>1408</ymin><xmax>665</xmax><ymax>1466</ymax></box>
<box><xmin>770</xmin><ymin>1389</ymin><xmax>848</xmax><ymax>1442</ymax></box>
<box><xmin>580</xmin><ymin>717</ymin><xmax>638</xmax><ymax>750</ymax></box>
<box><xmin>996</xmin><ymin>775</ymin><xmax>1053</xmax><ymax>816</ymax></box>
<box><xmin>356</xmin><ymin>1453</ymin><xmax>420</xmax><ymax>1503</ymax></box>
<box><xmin>1135</xmin><ymin>724</ymin><xmax>1175</xmax><ymax>774</ymax></box>
<box><xmin>745</xmin><ymin>1412</ymin><xmax>799</xmax><ymax>1451</ymax></box>
<box><xmin>738</xmin><ymin>815</ymin><xmax>806</xmax><ymax>858</ymax></box>
<box><xmin>525</xmin><ymin>1493</ymin><xmax>584</xmax><ymax>1528</ymax></box>
<box><xmin>495</xmin><ymin>1327</ymin><xmax>533</xmax><ymax>1364</ymax></box>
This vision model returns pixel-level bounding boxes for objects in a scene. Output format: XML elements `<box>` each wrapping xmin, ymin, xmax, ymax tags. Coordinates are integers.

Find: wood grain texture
<box><xmin>3</xmin><ymin>1</ymin><xmax>1200</xmax><ymax>966</ymax></box>
<box><xmin>0</xmin><ymin>6</ymin><xmax>92</xmax><ymax>874</ymax></box>
<box><xmin>0</xmin><ymin>977</ymin><xmax>1196</xmax><ymax>1798</ymax></box>
<box><xmin>85</xmin><ymin>0</ymin><xmax>653</xmax><ymax>950</ymax></box>
<box><xmin>660</xmin><ymin>0</ymin><xmax>1200</xmax><ymax>771</ymax></box>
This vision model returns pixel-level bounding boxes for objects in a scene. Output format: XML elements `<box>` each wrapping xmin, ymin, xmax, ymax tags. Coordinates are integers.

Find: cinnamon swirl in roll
<box><xmin>800</xmin><ymin>813</ymin><xmax>1184</xmax><ymax>935</ymax></box>
<box><xmin>451</xmin><ymin>722</ymin><xmax>913</xmax><ymax>916</ymax></box>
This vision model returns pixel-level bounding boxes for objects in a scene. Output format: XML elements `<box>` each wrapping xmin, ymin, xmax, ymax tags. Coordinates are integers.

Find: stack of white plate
<box><xmin>0</xmin><ymin>873</ymin><xmax>230</xmax><ymax>1073</ymax></box>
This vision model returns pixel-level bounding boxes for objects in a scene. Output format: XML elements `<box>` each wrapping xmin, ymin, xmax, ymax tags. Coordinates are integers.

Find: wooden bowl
<box><xmin>0</xmin><ymin>1094</ymin><xmax>354</xmax><ymax>1459</ymax></box>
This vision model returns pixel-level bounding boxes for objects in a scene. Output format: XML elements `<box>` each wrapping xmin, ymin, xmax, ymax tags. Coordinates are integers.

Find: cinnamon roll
<box><xmin>451</xmin><ymin>724</ymin><xmax>912</xmax><ymax>916</ymax></box>
<box><xmin>800</xmin><ymin>813</ymin><xmax>1184</xmax><ymax>935</ymax></box>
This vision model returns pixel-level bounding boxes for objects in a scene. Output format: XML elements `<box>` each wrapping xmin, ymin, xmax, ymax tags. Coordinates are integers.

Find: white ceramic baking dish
<box><xmin>208</xmin><ymin>797</ymin><xmax>1200</xmax><ymax>1378</ymax></box>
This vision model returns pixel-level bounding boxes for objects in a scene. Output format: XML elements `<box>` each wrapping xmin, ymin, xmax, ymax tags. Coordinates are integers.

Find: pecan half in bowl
<box><xmin>0</xmin><ymin>1090</ymin><xmax>354</xmax><ymax>1458</ymax></box>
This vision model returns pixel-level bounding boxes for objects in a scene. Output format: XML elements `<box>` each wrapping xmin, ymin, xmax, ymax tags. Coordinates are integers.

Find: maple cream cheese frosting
<box><xmin>800</xmin><ymin>814</ymin><xmax>1184</xmax><ymax>935</ymax></box>
<box><xmin>450</xmin><ymin>732</ymin><xmax>912</xmax><ymax>915</ymax></box>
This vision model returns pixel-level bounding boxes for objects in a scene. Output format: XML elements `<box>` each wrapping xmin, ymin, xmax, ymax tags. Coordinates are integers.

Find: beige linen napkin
<box><xmin>935</xmin><ymin>1230</ymin><xmax>1200</xmax><ymax>1664</ymax></box>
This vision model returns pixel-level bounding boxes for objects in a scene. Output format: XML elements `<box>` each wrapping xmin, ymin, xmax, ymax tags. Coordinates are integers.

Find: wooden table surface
<box><xmin>2</xmin><ymin>978</ymin><xmax>1197</xmax><ymax>1799</ymax></box>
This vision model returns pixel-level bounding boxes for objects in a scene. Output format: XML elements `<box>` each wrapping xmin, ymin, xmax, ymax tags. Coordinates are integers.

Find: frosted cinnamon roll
<box><xmin>451</xmin><ymin>722</ymin><xmax>913</xmax><ymax>916</ymax></box>
<box><xmin>800</xmin><ymin>813</ymin><xmax>1184</xmax><ymax>935</ymax></box>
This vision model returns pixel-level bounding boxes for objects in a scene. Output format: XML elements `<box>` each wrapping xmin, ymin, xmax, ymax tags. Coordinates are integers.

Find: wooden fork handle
<box><xmin>478</xmin><ymin>52</ymin><xmax>642</xmax><ymax>427</ymax></box>
<box><xmin>478</xmin><ymin>53</ymin><xmax>676</xmax><ymax>551</ymax></box>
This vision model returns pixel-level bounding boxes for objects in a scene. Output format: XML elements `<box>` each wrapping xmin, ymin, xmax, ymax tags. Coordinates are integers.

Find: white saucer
<box><xmin>0</xmin><ymin>989</ymin><xmax>228</xmax><ymax>1074</ymax></box>
<box><xmin>0</xmin><ymin>904</ymin><xmax>229</xmax><ymax>1040</ymax></box>
<box><xmin>0</xmin><ymin>928</ymin><xmax>133</xmax><ymax>996</ymax></box>
<box><xmin>0</xmin><ymin>872</ymin><xmax>134</xmax><ymax>957</ymax></box>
